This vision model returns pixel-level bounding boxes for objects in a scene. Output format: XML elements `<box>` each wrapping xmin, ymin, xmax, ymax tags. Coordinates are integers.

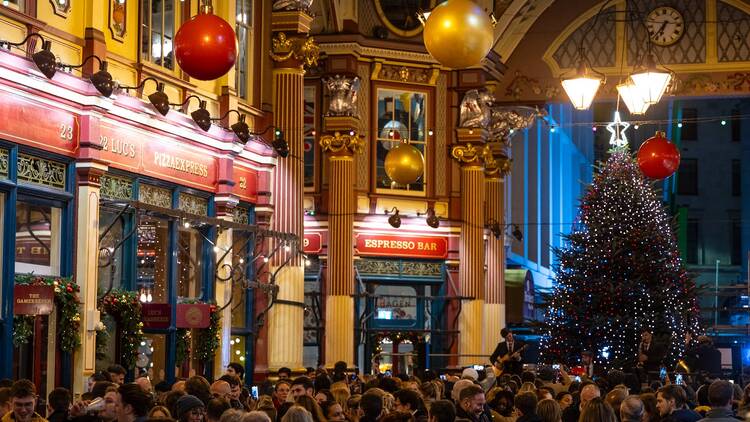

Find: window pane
<box><xmin>141</xmin><ymin>0</ymin><xmax>174</xmax><ymax>69</ymax></box>
<box><xmin>374</xmin><ymin>285</ymin><xmax>417</xmax><ymax>320</ymax></box>
<box><xmin>731</xmin><ymin>219</ymin><xmax>741</xmax><ymax>266</ymax></box>
<box><xmin>137</xmin><ymin>217</ymin><xmax>169</xmax><ymax>303</ymax></box>
<box><xmin>681</xmin><ymin>108</ymin><xmax>697</xmax><ymax>141</ymax></box>
<box><xmin>235</xmin><ymin>0</ymin><xmax>252</xmax><ymax>98</ymax></box>
<box><xmin>177</xmin><ymin>227</ymin><xmax>204</xmax><ymax>299</ymax></box>
<box><xmin>304</xmin><ymin>86</ymin><xmax>316</xmax><ymax>188</ymax></box>
<box><xmin>732</xmin><ymin>159</ymin><xmax>741</xmax><ymax>197</ymax></box>
<box><xmin>231</xmin><ymin>231</ymin><xmax>250</xmax><ymax>328</ymax></box>
<box><xmin>686</xmin><ymin>219</ymin><xmax>700</xmax><ymax>265</ymax></box>
<box><xmin>376</xmin><ymin>89</ymin><xmax>427</xmax><ymax>193</ymax></box>
<box><xmin>677</xmin><ymin>159</ymin><xmax>698</xmax><ymax>195</ymax></box>
<box><xmin>163</xmin><ymin>0</ymin><xmax>174</xmax><ymax>69</ymax></box>
<box><xmin>141</xmin><ymin>334</ymin><xmax>167</xmax><ymax>383</ymax></box>
<box><xmin>140</xmin><ymin>0</ymin><xmax>151</xmax><ymax>62</ymax></box>
<box><xmin>98</xmin><ymin>209</ymin><xmax>125</xmax><ymax>294</ymax></box>
<box><xmin>15</xmin><ymin>202</ymin><xmax>61</xmax><ymax>276</ymax></box>
<box><xmin>732</xmin><ymin>109</ymin><xmax>741</xmax><ymax>142</ymax></box>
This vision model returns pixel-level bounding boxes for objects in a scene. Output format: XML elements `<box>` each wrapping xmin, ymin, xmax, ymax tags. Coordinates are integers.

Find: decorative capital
<box><xmin>270</xmin><ymin>32</ymin><xmax>319</xmax><ymax>68</ymax></box>
<box><xmin>319</xmin><ymin>131</ymin><xmax>365</xmax><ymax>156</ymax></box>
<box><xmin>485</xmin><ymin>153</ymin><xmax>512</xmax><ymax>178</ymax></box>
<box><xmin>451</xmin><ymin>143</ymin><xmax>484</xmax><ymax>166</ymax></box>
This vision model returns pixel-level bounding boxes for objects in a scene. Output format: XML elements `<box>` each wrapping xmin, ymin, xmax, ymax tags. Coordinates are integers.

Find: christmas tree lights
<box><xmin>540</xmin><ymin>147</ymin><xmax>701</xmax><ymax>369</ymax></box>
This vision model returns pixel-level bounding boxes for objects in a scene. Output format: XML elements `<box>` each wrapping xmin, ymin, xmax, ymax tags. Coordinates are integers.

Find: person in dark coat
<box><xmin>489</xmin><ymin>328</ymin><xmax>526</xmax><ymax>377</ymax></box>
<box><xmin>638</xmin><ymin>330</ymin><xmax>667</xmax><ymax>382</ymax></box>
<box><xmin>455</xmin><ymin>385</ymin><xmax>492</xmax><ymax>422</ymax></box>
<box><xmin>657</xmin><ymin>385</ymin><xmax>701</xmax><ymax>422</ymax></box>
<box><xmin>685</xmin><ymin>337</ymin><xmax>722</xmax><ymax>378</ymax></box>
<box><xmin>47</xmin><ymin>388</ymin><xmax>71</xmax><ymax>422</ymax></box>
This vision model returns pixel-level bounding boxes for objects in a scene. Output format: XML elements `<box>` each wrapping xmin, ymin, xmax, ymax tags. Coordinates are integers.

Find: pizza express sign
<box><xmin>355</xmin><ymin>234</ymin><xmax>448</xmax><ymax>259</ymax></box>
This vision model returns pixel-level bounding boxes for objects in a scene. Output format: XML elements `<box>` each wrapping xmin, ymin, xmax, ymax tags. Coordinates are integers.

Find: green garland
<box><xmin>13</xmin><ymin>275</ymin><xmax>81</xmax><ymax>353</ymax></box>
<box><xmin>100</xmin><ymin>290</ymin><xmax>144</xmax><ymax>369</ymax></box>
<box><xmin>194</xmin><ymin>303</ymin><xmax>221</xmax><ymax>361</ymax></box>
<box><xmin>175</xmin><ymin>328</ymin><xmax>191</xmax><ymax>366</ymax></box>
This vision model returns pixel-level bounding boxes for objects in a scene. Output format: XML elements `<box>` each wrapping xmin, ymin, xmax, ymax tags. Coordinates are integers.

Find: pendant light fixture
<box><xmin>616</xmin><ymin>78</ymin><xmax>650</xmax><ymax>115</ymax></box>
<box><xmin>560</xmin><ymin>49</ymin><xmax>604</xmax><ymax>111</ymax></box>
<box><xmin>630</xmin><ymin>53</ymin><xmax>671</xmax><ymax>105</ymax></box>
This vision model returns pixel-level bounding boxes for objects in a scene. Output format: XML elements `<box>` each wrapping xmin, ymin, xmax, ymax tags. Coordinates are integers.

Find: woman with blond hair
<box><xmin>295</xmin><ymin>395</ymin><xmax>328</xmax><ymax>422</ymax></box>
<box><xmin>578</xmin><ymin>397</ymin><xmax>617</xmax><ymax>422</ymax></box>
<box><xmin>281</xmin><ymin>406</ymin><xmax>314</xmax><ymax>422</ymax></box>
<box><xmin>537</xmin><ymin>399</ymin><xmax>561</xmax><ymax>422</ymax></box>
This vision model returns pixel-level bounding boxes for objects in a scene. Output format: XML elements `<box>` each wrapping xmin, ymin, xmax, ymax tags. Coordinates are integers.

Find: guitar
<box><xmin>492</xmin><ymin>344</ymin><xmax>528</xmax><ymax>377</ymax></box>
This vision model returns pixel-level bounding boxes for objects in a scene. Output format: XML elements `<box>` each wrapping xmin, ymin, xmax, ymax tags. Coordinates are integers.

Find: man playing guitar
<box><xmin>490</xmin><ymin>328</ymin><xmax>526</xmax><ymax>376</ymax></box>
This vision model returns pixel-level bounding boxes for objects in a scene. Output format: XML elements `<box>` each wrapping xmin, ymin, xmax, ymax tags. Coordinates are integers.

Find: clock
<box><xmin>374</xmin><ymin>0</ymin><xmax>436</xmax><ymax>38</ymax></box>
<box><xmin>646</xmin><ymin>6</ymin><xmax>684</xmax><ymax>46</ymax></box>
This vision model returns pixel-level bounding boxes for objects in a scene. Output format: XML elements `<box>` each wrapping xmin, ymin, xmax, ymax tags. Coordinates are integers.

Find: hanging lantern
<box><xmin>384</xmin><ymin>142</ymin><xmax>425</xmax><ymax>185</ymax></box>
<box><xmin>422</xmin><ymin>0</ymin><xmax>494</xmax><ymax>69</ymax></box>
<box><xmin>174</xmin><ymin>0</ymin><xmax>238</xmax><ymax>81</ymax></box>
<box><xmin>630</xmin><ymin>53</ymin><xmax>671</xmax><ymax>105</ymax></box>
<box><xmin>616</xmin><ymin>78</ymin><xmax>650</xmax><ymax>115</ymax></box>
<box><xmin>561</xmin><ymin>59</ymin><xmax>603</xmax><ymax>110</ymax></box>
<box><xmin>637</xmin><ymin>131</ymin><xmax>680</xmax><ymax>179</ymax></box>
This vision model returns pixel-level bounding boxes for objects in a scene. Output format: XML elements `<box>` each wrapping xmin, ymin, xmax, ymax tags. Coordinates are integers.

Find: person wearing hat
<box><xmin>489</xmin><ymin>328</ymin><xmax>527</xmax><ymax>377</ymax></box>
<box><xmin>175</xmin><ymin>395</ymin><xmax>205</xmax><ymax>422</ymax></box>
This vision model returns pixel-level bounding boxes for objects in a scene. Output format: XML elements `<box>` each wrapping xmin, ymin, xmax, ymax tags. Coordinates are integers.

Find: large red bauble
<box><xmin>637</xmin><ymin>131</ymin><xmax>681</xmax><ymax>179</ymax></box>
<box><xmin>174</xmin><ymin>12</ymin><xmax>238</xmax><ymax>81</ymax></box>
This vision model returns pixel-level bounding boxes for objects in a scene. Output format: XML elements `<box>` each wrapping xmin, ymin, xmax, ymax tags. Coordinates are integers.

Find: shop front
<box><xmin>0</xmin><ymin>48</ymin><xmax>278</xmax><ymax>393</ymax></box>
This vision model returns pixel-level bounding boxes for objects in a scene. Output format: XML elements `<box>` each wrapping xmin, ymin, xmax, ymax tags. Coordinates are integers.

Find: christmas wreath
<box><xmin>193</xmin><ymin>303</ymin><xmax>221</xmax><ymax>362</ymax></box>
<box><xmin>100</xmin><ymin>290</ymin><xmax>144</xmax><ymax>369</ymax></box>
<box><xmin>13</xmin><ymin>275</ymin><xmax>81</xmax><ymax>353</ymax></box>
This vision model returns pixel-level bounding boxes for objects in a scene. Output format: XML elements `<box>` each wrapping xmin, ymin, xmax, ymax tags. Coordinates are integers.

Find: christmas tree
<box><xmin>540</xmin><ymin>149</ymin><xmax>701</xmax><ymax>369</ymax></box>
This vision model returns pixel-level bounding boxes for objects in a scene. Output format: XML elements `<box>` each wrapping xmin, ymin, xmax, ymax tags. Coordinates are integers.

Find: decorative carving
<box><xmin>17</xmin><ymin>154</ymin><xmax>66</xmax><ymax>189</ymax></box>
<box><xmin>355</xmin><ymin>259</ymin><xmax>401</xmax><ymax>275</ymax></box>
<box><xmin>323</xmin><ymin>75</ymin><xmax>360</xmax><ymax>116</ymax></box>
<box><xmin>355</xmin><ymin>259</ymin><xmax>442</xmax><ymax>277</ymax></box>
<box><xmin>485</xmin><ymin>154</ymin><xmax>512</xmax><ymax>178</ymax></box>
<box><xmin>233</xmin><ymin>207</ymin><xmax>249</xmax><ymax>225</ymax></box>
<box><xmin>179</xmin><ymin>193</ymin><xmax>208</xmax><ymax>216</ymax></box>
<box><xmin>271</xmin><ymin>32</ymin><xmax>320</xmax><ymax>68</ymax></box>
<box><xmin>505</xmin><ymin>71</ymin><xmax>561</xmax><ymax>101</ymax></box>
<box><xmin>376</xmin><ymin>63</ymin><xmax>436</xmax><ymax>85</ymax></box>
<box><xmin>100</xmin><ymin>175</ymin><xmax>133</xmax><ymax>200</ymax></box>
<box><xmin>109</xmin><ymin>0</ymin><xmax>127</xmax><ymax>42</ymax></box>
<box><xmin>401</xmin><ymin>261</ymin><xmax>442</xmax><ymax>277</ymax></box>
<box><xmin>319</xmin><ymin>131</ymin><xmax>365</xmax><ymax>155</ymax></box>
<box><xmin>436</xmin><ymin>73</ymin><xmax>447</xmax><ymax>196</ymax></box>
<box><xmin>451</xmin><ymin>143</ymin><xmax>484</xmax><ymax>165</ymax></box>
<box><xmin>273</xmin><ymin>0</ymin><xmax>313</xmax><ymax>14</ymax></box>
<box><xmin>49</xmin><ymin>0</ymin><xmax>71</xmax><ymax>17</ymax></box>
<box><xmin>488</xmin><ymin>106</ymin><xmax>544</xmax><ymax>142</ymax></box>
<box><xmin>356</xmin><ymin>63</ymin><xmax>370</xmax><ymax>190</ymax></box>
<box><xmin>0</xmin><ymin>149</ymin><xmax>8</xmax><ymax>178</ymax></box>
<box><xmin>139</xmin><ymin>184</ymin><xmax>172</xmax><ymax>209</ymax></box>
<box><xmin>459</xmin><ymin>89</ymin><xmax>493</xmax><ymax>128</ymax></box>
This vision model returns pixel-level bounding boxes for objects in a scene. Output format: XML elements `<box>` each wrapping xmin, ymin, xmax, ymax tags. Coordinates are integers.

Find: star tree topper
<box><xmin>606</xmin><ymin>111</ymin><xmax>629</xmax><ymax>148</ymax></box>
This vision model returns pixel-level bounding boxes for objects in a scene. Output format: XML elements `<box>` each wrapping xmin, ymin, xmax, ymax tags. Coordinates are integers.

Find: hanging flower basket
<box><xmin>13</xmin><ymin>275</ymin><xmax>81</xmax><ymax>353</ymax></box>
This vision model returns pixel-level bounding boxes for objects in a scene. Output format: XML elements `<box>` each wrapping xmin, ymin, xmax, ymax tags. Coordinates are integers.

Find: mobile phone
<box><xmin>660</xmin><ymin>367</ymin><xmax>667</xmax><ymax>380</ymax></box>
<box><xmin>251</xmin><ymin>386</ymin><xmax>259</xmax><ymax>400</ymax></box>
<box><xmin>350</xmin><ymin>373</ymin><xmax>357</xmax><ymax>381</ymax></box>
<box><xmin>730</xmin><ymin>379</ymin><xmax>735</xmax><ymax>384</ymax></box>
<box><xmin>552</xmin><ymin>364</ymin><xmax>560</xmax><ymax>370</ymax></box>
<box><xmin>440</xmin><ymin>375</ymin><xmax>447</xmax><ymax>380</ymax></box>
<box><xmin>675</xmin><ymin>374</ymin><xmax>683</xmax><ymax>385</ymax></box>
<box><xmin>574</xmin><ymin>376</ymin><xmax>581</xmax><ymax>382</ymax></box>
<box><xmin>384</xmin><ymin>370</ymin><xmax>392</xmax><ymax>376</ymax></box>
<box><xmin>473</xmin><ymin>365</ymin><xmax>484</xmax><ymax>370</ymax></box>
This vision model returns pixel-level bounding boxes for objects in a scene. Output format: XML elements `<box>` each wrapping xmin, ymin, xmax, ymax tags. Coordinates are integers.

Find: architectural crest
<box><xmin>319</xmin><ymin>131</ymin><xmax>365</xmax><ymax>155</ymax></box>
<box><xmin>459</xmin><ymin>89</ymin><xmax>493</xmax><ymax>129</ymax></box>
<box><xmin>271</xmin><ymin>32</ymin><xmax>320</xmax><ymax>68</ymax></box>
<box><xmin>323</xmin><ymin>75</ymin><xmax>360</xmax><ymax>117</ymax></box>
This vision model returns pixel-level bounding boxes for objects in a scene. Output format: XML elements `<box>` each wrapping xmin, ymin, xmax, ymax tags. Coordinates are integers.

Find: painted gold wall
<box><xmin>105</xmin><ymin>0</ymin><xmax>139</xmax><ymax>62</ymax></box>
<box><xmin>38</xmin><ymin>1</ymin><xmax>85</xmax><ymax>39</ymax></box>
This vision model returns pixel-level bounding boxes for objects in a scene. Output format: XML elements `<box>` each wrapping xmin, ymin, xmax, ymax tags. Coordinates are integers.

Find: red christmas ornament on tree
<box><xmin>174</xmin><ymin>1</ymin><xmax>237</xmax><ymax>81</ymax></box>
<box><xmin>637</xmin><ymin>131</ymin><xmax>680</xmax><ymax>179</ymax></box>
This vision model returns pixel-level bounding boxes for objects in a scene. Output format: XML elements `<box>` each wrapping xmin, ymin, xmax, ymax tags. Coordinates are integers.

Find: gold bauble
<box><xmin>384</xmin><ymin>142</ymin><xmax>424</xmax><ymax>185</ymax></box>
<box><xmin>423</xmin><ymin>0</ymin><xmax>494</xmax><ymax>69</ymax></box>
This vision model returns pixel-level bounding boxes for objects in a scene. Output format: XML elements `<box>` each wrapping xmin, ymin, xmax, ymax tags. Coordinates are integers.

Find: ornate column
<box><xmin>451</xmin><ymin>135</ymin><xmax>488</xmax><ymax>366</ymax></box>
<box><xmin>320</xmin><ymin>119</ymin><xmax>364</xmax><ymax>368</ymax></box>
<box><xmin>267</xmin><ymin>6</ymin><xmax>318</xmax><ymax>371</ymax></box>
<box><xmin>482</xmin><ymin>151</ymin><xmax>511</xmax><ymax>356</ymax></box>
<box><xmin>73</xmin><ymin>116</ymin><xmax>108</xmax><ymax>394</ymax></box>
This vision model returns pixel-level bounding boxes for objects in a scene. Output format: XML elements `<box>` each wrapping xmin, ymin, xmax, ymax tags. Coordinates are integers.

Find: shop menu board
<box><xmin>99</xmin><ymin>121</ymin><xmax>218</xmax><ymax>192</ymax></box>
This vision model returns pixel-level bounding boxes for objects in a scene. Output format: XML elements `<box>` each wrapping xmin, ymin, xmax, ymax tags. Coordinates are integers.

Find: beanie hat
<box><xmin>176</xmin><ymin>394</ymin><xmax>204</xmax><ymax>419</ymax></box>
<box><xmin>461</xmin><ymin>367</ymin><xmax>479</xmax><ymax>381</ymax></box>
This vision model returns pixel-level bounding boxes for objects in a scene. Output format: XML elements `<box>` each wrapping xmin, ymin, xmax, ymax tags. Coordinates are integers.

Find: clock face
<box><xmin>646</xmin><ymin>6</ymin><xmax>684</xmax><ymax>46</ymax></box>
<box><xmin>374</xmin><ymin>0</ymin><xmax>436</xmax><ymax>37</ymax></box>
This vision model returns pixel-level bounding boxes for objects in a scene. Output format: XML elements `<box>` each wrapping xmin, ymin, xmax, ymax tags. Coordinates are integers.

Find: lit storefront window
<box><xmin>376</xmin><ymin>89</ymin><xmax>427</xmax><ymax>194</ymax></box>
<box><xmin>137</xmin><ymin>217</ymin><xmax>169</xmax><ymax>303</ymax></box>
<box><xmin>15</xmin><ymin>202</ymin><xmax>61</xmax><ymax>276</ymax></box>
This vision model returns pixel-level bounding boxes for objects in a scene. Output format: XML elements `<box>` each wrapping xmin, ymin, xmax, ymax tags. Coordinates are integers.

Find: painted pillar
<box><xmin>213</xmin><ymin>197</ymin><xmax>238</xmax><ymax>375</ymax></box>
<box><xmin>451</xmin><ymin>129</ymin><xmax>488</xmax><ymax>366</ymax></box>
<box><xmin>73</xmin><ymin>115</ymin><xmax>108</xmax><ymax>394</ymax></box>
<box><xmin>267</xmin><ymin>11</ymin><xmax>319</xmax><ymax>371</ymax></box>
<box><xmin>319</xmin><ymin>118</ymin><xmax>364</xmax><ymax>369</ymax></box>
<box><xmin>483</xmin><ymin>151</ymin><xmax>511</xmax><ymax>356</ymax></box>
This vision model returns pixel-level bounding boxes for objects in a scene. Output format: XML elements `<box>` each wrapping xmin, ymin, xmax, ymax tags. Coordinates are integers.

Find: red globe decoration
<box><xmin>174</xmin><ymin>2</ymin><xmax>238</xmax><ymax>81</ymax></box>
<box><xmin>637</xmin><ymin>131</ymin><xmax>681</xmax><ymax>179</ymax></box>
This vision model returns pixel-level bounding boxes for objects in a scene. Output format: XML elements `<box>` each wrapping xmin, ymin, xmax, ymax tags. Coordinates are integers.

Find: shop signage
<box><xmin>141</xmin><ymin>303</ymin><xmax>171</xmax><ymax>329</ymax></box>
<box><xmin>99</xmin><ymin>122</ymin><xmax>218</xmax><ymax>191</ymax></box>
<box><xmin>355</xmin><ymin>234</ymin><xmax>448</xmax><ymax>259</ymax></box>
<box><xmin>232</xmin><ymin>165</ymin><xmax>259</xmax><ymax>203</ymax></box>
<box><xmin>0</xmin><ymin>94</ymin><xmax>79</xmax><ymax>156</ymax></box>
<box><xmin>13</xmin><ymin>285</ymin><xmax>54</xmax><ymax>315</ymax></box>
<box><xmin>303</xmin><ymin>232</ymin><xmax>322</xmax><ymax>254</ymax></box>
<box><xmin>176</xmin><ymin>303</ymin><xmax>211</xmax><ymax>328</ymax></box>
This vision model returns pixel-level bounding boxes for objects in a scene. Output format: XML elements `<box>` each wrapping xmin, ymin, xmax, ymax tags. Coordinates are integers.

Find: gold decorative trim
<box><xmin>270</xmin><ymin>32</ymin><xmax>320</xmax><ymax>68</ymax></box>
<box><xmin>139</xmin><ymin>184</ymin><xmax>172</xmax><ymax>208</ymax></box>
<box><xmin>0</xmin><ymin>149</ymin><xmax>8</xmax><ymax>178</ymax></box>
<box><xmin>319</xmin><ymin>131</ymin><xmax>365</xmax><ymax>155</ymax></box>
<box><xmin>233</xmin><ymin>207</ymin><xmax>250</xmax><ymax>225</ymax></box>
<box><xmin>179</xmin><ymin>193</ymin><xmax>208</xmax><ymax>216</ymax></box>
<box><xmin>372</xmin><ymin>62</ymin><xmax>441</xmax><ymax>86</ymax></box>
<box><xmin>451</xmin><ymin>143</ymin><xmax>484</xmax><ymax>165</ymax></box>
<box><xmin>319</xmin><ymin>42</ymin><xmax>440</xmax><ymax>65</ymax></box>
<box><xmin>100</xmin><ymin>174</ymin><xmax>133</xmax><ymax>200</ymax></box>
<box><xmin>49</xmin><ymin>0</ymin><xmax>71</xmax><ymax>18</ymax></box>
<box><xmin>17</xmin><ymin>154</ymin><xmax>66</xmax><ymax>189</ymax></box>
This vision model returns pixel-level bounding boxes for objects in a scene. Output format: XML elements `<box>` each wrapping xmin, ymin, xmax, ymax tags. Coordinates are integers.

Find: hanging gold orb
<box><xmin>384</xmin><ymin>142</ymin><xmax>424</xmax><ymax>185</ymax></box>
<box><xmin>423</xmin><ymin>0</ymin><xmax>494</xmax><ymax>69</ymax></box>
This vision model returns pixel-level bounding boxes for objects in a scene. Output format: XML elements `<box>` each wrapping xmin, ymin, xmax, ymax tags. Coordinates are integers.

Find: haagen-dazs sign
<box><xmin>355</xmin><ymin>234</ymin><xmax>448</xmax><ymax>259</ymax></box>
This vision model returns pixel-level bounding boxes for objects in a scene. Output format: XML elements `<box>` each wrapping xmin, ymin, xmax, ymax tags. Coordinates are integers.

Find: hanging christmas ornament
<box><xmin>422</xmin><ymin>0</ymin><xmax>494</xmax><ymax>69</ymax></box>
<box><xmin>384</xmin><ymin>141</ymin><xmax>425</xmax><ymax>185</ymax></box>
<box><xmin>606</xmin><ymin>111</ymin><xmax>629</xmax><ymax>148</ymax></box>
<box><xmin>637</xmin><ymin>131</ymin><xmax>680</xmax><ymax>179</ymax></box>
<box><xmin>174</xmin><ymin>0</ymin><xmax>238</xmax><ymax>81</ymax></box>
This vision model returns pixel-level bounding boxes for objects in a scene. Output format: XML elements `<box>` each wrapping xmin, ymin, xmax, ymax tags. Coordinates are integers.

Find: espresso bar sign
<box><xmin>355</xmin><ymin>234</ymin><xmax>448</xmax><ymax>259</ymax></box>
<box><xmin>14</xmin><ymin>285</ymin><xmax>54</xmax><ymax>315</ymax></box>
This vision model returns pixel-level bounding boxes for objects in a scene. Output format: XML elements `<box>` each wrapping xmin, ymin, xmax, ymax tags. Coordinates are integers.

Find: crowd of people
<box><xmin>1</xmin><ymin>355</ymin><xmax>749</xmax><ymax>422</ymax></box>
